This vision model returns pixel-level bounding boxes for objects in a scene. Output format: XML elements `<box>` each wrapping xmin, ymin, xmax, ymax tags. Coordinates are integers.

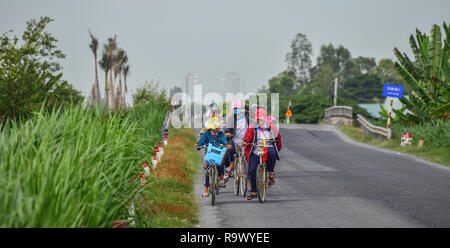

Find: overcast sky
<box><xmin>1</xmin><ymin>0</ymin><xmax>449</xmax><ymax>101</ymax></box>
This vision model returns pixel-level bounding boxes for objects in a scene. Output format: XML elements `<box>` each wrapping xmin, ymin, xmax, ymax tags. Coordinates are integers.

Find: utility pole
<box><xmin>333</xmin><ymin>77</ymin><xmax>338</xmax><ymax>106</ymax></box>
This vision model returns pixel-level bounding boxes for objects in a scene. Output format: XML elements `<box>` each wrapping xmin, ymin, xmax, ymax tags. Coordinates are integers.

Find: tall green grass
<box><xmin>390</xmin><ymin>119</ymin><xmax>450</xmax><ymax>148</ymax></box>
<box><xmin>0</xmin><ymin>101</ymin><xmax>166</xmax><ymax>227</ymax></box>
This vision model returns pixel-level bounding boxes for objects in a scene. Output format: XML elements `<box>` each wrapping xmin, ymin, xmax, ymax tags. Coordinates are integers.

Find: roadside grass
<box><xmin>0</xmin><ymin>102</ymin><xmax>166</xmax><ymax>227</ymax></box>
<box><xmin>137</xmin><ymin>127</ymin><xmax>200</xmax><ymax>227</ymax></box>
<box><xmin>339</xmin><ymin>125</ymin><xmax>450</xmax><ymax>167</ymax></box>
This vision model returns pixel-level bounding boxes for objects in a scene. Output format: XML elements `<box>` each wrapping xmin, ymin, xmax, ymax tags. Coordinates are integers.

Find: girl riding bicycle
<box><xmin>242</xmin><ymin>108</ymin><xmax>282</xmax><ymax>200</ymax></box>
<box><xmin>194</xmin><ymin>117</ymin><xmax>231</xmax><ymax>198</ymax></box>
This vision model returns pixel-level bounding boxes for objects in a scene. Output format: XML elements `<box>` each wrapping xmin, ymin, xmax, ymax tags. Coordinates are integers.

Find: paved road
<box><xmin>194</xmin><ymin>124</ymin><xmax>450</xmax><ymax>227</ymax></box>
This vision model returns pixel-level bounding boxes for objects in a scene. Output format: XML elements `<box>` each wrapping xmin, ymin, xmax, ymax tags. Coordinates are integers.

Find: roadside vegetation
<box><xmin>339</xmin><ymin>121</ymin><xmax>450</xmax><ymax>166</ymax></box>
<box><xmin>0</xmin><ymin>100</ymin><xmax>167</xmax><ymax>227</ymax></box>
<box><xmin>137</xmin><ymin>127</ymin><xmax>200</xmax><ymax>227</ymax></box>
<box><xmin>340</xmin><ymin>23</ymin><xmax>449</xmax><ymax>166</ymax></box>
<box><xmin>0</xmin><ymin>16</ymin><xmax>180</xmax><ymax>227</ymax></box>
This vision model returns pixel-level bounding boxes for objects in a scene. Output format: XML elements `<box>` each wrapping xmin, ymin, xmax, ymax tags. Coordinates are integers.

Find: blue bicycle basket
<box><xmin>204</xmin><ymin>143</ymin><xmax>227</xmax><ymax>165</ymax></box>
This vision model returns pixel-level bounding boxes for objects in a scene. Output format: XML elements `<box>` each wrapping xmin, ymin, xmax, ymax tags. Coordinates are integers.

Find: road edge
<box><xmin>280</xmin><ymin>123</ymin><xmax>450</xmax><ymax>172</ymax></box>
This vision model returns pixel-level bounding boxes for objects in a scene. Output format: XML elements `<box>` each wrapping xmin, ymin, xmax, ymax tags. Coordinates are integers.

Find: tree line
<box><xmin>259</xmin><ymin>24</ymin><xmax>449</xmax><ymax>125</ymax></box>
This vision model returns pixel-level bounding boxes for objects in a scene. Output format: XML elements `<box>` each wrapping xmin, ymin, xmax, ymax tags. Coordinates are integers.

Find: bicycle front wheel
<box><xmin>239</xmin><ymin>157</ymin><xmax>248</xmax><ymax>197</ymax></box>
<box><xmin>233</xmin><ymin>160</ymin><xmax>240</xmax><ymax>196</ymax></box>
<box><xmin>256</xmin><ymin>164</ymin><xmax>267</xmax><ymax>203</ymax></box>
<box><xmin>209</xmin><ymin>167</ymin><xmax>216</xmax><ymax>206</ymax></box>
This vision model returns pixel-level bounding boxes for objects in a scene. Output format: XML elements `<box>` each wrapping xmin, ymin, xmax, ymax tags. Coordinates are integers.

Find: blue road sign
<box><xmin>383</xmin><ymin>84</ymin><xmax>404</xmax><ymax>98</ymax></box>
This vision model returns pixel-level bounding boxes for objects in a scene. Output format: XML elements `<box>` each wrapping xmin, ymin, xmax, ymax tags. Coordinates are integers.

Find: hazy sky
<box><xmin>1</xmin><ymin>0</ymin><xmax>449</xmax><ymax>101</ymax></box>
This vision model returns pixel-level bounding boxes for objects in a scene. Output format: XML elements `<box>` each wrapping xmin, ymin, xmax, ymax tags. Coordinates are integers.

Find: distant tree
<box><xmin>132</xmin><ymin>81</ymin><xmax>169</xmax><ymax>107</ymax></box>
<box><xmin>88</xmin><ymin>30</ymin><xmax>100</xmax><ymax>104</ymax></box>
<box><xmin>310</xmin><ymin>64</ymin><xmax>335</xmax><ymax>98</ymax></box>
<box><xmin>113</xmin><ymin>48</ymin><xmax>127</xmax><ymax>110</ymax></box>
<box><xmin>353</xmin><ymin>56</ymin><xmax>376</xmax><ymax>74</ymax></box>
<box><xmin>267</xmin><ymin>72</ymin><xmax>296</xmax><ymax>97</ymax></box>
<box><xmin>169</xmin><ymin>86</ymin><xmax>182</xmax><ymax>97</ymax></box>
<box><xmin>341</xmin><ymin>74</ymin><xmax>383</xmax><ymax>103</ymax></box>
<box><xmin>98</xmin><ymin>52</ymin><xmax>110</xmax><ymax>108</ymax></box>
<box><xmin>285</xmin><ymin>33</ymin><xmax>313</xmax><ymax>88</ymax></box>
<box><xmin>123</xmin><ymin>64</ymin><xmax>130</xmax><ymax>104</ymax></box>
<box><xmin>316</xmin><ymin>44</ymin><xmax>354</xmax><ymax>80</ymax></box>
<box><xmin>0</xmin><ymin>16</ymin><xmax>82</xmax><ymax>121</ymax></box>
<box><xmin>374</xmin><ymin>58</ymin><xmax>406</xmax><ymax>85</ymax></box>
<box><xmin>290</xmin><ymin>86</ymin><xmax>330</xmax><ymax>123</ymax></box>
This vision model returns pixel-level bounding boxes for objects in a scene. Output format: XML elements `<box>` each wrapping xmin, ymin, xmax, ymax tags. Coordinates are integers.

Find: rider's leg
<box><xmin>227</xmin><ymin>141</ymin><xmax>236</xmax><ymax>169</ymax></box>
<box><xmin>266</xmin><ymin>147</ymin><xmax>277</xmax><ymax>184</ymax></box>
<box><xmin>218</xmin><ymin>162</ymin><xmax>225</xmax><ymax>185</ymax></box>
<box><xmin>248</xmin><ymin>153</ymin><xmax>259</xmax><ymax>193</ymax></box>
<box><xmin>266</xmin><ymin>147</ymin><xmax>277</xmax><ymax>173</ymax></box>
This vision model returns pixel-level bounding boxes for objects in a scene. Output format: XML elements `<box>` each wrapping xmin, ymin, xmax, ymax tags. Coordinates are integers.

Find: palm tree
<box><xmin>112</xmin><ymin>48</ymin><xmax>127</xmax><ymax>110</ymax></box>
<box><xmin>122</xmin><ymin>64</ymin><xmax>130</xmax><ymax>109</ymax></box>
<box><xmin>99</xmin><ymin>52</ymin><xmax>109</xmax><ymax>109</ymax></box>
<box><xmin>88</xmin><ymin>30</ymin><xmax>100</xmax><ymax>104</ymax></box>
<box><xmin>106</xmin><ymin>35</ymin><xmax>117</xmax><ymax>111</ymax></box>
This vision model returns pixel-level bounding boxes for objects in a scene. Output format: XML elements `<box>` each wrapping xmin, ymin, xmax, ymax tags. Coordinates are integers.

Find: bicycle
<box><xmin>196</xmin><ymin>144</ymin><xmax>227</xmax><ymax>206</ymax></box>
<box><xmin>243</xmin><ymin>140</ymin><xmax>277</xmax><ymax>203</ymax></box>
<box><xmin>233</xmin><ymin>143</ymin><xmax>248</xmax><ymax>197</ymax></box>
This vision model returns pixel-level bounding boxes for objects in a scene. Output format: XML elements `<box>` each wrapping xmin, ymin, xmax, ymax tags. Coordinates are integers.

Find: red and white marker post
<box><xmin>143</xmin><ymin>161</ymin><xmax>150</xmax><ymax>176</ymax></box>
<box><xmin>159</xmin><ymin>142</ymin><xmax>164</xmax><ymax>156</ymax></box>
<box><xmin>386</xmin><ymin>97</ymin><xmax>393</xmax><ymax>129</ymax></box>
<box><xmin>155</xmin><ymin>145</ymin><xmax>161</xmax><ymax>162</ymax></box>
<box><xmin>401</xmin><ymin>131</ymin><xmax>413</xmax><ymax>146</ymax></box>
<box><xmin>152</xmin><ymin>154</ymin><xmax>158</xmax><ymax>169</ymax></box>
<box><xmin>140</xmin><ymin>173</ymin><xmax>146</xmax><ymax>185</ymax></box>
<box><xmin>163</xmin><ymin>136</ymin><xmax>168</xmax><ymax>146</ymax></box>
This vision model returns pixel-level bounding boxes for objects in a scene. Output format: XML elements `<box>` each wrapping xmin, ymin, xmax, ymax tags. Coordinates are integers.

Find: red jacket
<box><xmin>243</xmin><ymin>123</ymin><xmax>282</xmax><ymax>163</ymax></box>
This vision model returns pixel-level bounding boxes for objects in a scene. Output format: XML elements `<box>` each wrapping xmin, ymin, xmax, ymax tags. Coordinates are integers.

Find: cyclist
<box><xmin>224</xmin><ymin>100</ymin><xmax>249</xmax><ymax>179</ymax></box>
<box><xmin>194</xmin><ymin>117</ymin><xmax>231</xmax><ymax>198</ymax></box>
<box><xmin>242</xmin><ymin>108</ymin><xmax>282</xmax><ymax>200</ymax></box>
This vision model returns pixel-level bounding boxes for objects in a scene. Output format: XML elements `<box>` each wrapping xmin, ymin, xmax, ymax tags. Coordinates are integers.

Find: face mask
<box><xmin>234</xmin><ymin>109</ymin><xmax>241</xmax><ymax>114</ymax></box>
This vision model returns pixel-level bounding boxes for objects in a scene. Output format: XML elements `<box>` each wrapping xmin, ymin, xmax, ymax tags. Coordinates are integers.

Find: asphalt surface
<box><xmin>194</xmin><ymin>124</ymin><xmax>450</xmax><ymax>227</ymax></box>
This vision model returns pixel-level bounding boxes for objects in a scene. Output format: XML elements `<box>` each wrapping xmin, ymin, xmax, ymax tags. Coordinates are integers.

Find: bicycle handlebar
<box><xmin>195</xmin><ymin>145</ymin><xmax>208</xmax><ymax>151</ymax></box>
<box><xmin>242</xmin><ymin>139</ymin><xmax>278</xmax><ymax>147</ymax></box>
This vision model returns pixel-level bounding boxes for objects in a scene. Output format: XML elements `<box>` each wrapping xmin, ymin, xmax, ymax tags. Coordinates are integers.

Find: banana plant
<box><xmin>393</xmin><ymin>22</ymin><xmax>450</xmax><ymax>125</ymax></box>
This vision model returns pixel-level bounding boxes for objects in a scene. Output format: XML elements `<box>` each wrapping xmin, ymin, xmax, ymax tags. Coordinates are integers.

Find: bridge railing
<box><xmin>324</xmin><ymin>106</ymin><xmax>353</xmax><ymax>126</ymax></box>
<box><xmin>356</xmin><ymin>114</ymin><xmax>391</xmax><ymax>139</ymax></box>
<box><xmin>324</xmin><ymin>106</ymin><xmax>353</xmax><ymax>119</ymax></box>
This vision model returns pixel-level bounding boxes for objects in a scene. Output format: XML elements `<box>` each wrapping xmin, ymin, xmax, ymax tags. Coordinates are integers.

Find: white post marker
<box><xmin>401</xmin><ymin>131</ymin><xmax>413</xmax><ymax>146</ymax></box>
<box><xmin>159</xmin><ymin>143</ymin><xmax>164</xmax><ymax>156</ymax></box>
<box><xmin>143</xmin><ymin>162</ymin><xmax>150</xmax><ymax>176</ymax></box>
<box><xmin>128</xmin><ymin>200</ymin><xmax>136</xmax><ymax>226</ymax></box>
<box><xmin>140</xmin><ymin>173</ymin><xmax>146</xmax><ymax>185</ymax></box>
<box><xmin>155</xmin><ymin>148</ymin><xmax>161</xmax><ymax>162</ymax></box>
<box><xmin>152</xmin><ymin>156</ymin><xmax>158</xmax><ymax>169</ymax></box>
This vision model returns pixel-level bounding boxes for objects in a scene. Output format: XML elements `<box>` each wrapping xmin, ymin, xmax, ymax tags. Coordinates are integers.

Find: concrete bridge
<box><xmin>323</xmin><ymin>106</ymin><xmax>353</xmax><ymax>126</ymax></box>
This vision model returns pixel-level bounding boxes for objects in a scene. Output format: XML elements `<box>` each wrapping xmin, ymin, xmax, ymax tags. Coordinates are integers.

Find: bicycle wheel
<box><xmin>256</xmin><ymin>164</ymin><xmax>267</xmax><ymax>203</ymax></box>
<box><xmin>233</xmin><ymin>160</ymin><xmax>240</xmax><ymax>196</ymax></box>
<box><xmin>239</xmin><ymin>157</ymin><xmax>247</xmax><ymax>197</ymax></box>
<box><xmin>209</xmin><ymin>166</ymin><xmax>216</xmax><ymax>206</ymax></box>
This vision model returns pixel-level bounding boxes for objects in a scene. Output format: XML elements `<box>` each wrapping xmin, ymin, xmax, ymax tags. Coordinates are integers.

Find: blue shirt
<box><xmin>197</xmin><ymin>129</ymin><xmax>228</xmax><ymax>147</ymax></box>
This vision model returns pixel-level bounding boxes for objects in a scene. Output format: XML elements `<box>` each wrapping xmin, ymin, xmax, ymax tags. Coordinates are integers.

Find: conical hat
<box><xmin>206</xmin><ymin>117</ymin><xmax>220</xmax><ymax>130</ymax></box>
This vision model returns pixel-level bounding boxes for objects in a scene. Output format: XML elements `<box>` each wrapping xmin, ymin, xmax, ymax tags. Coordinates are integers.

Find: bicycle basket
<box><xmin>204</xmin><ymin>143</ymin><xmax>227</xmax><ymax>165</ymax></box>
